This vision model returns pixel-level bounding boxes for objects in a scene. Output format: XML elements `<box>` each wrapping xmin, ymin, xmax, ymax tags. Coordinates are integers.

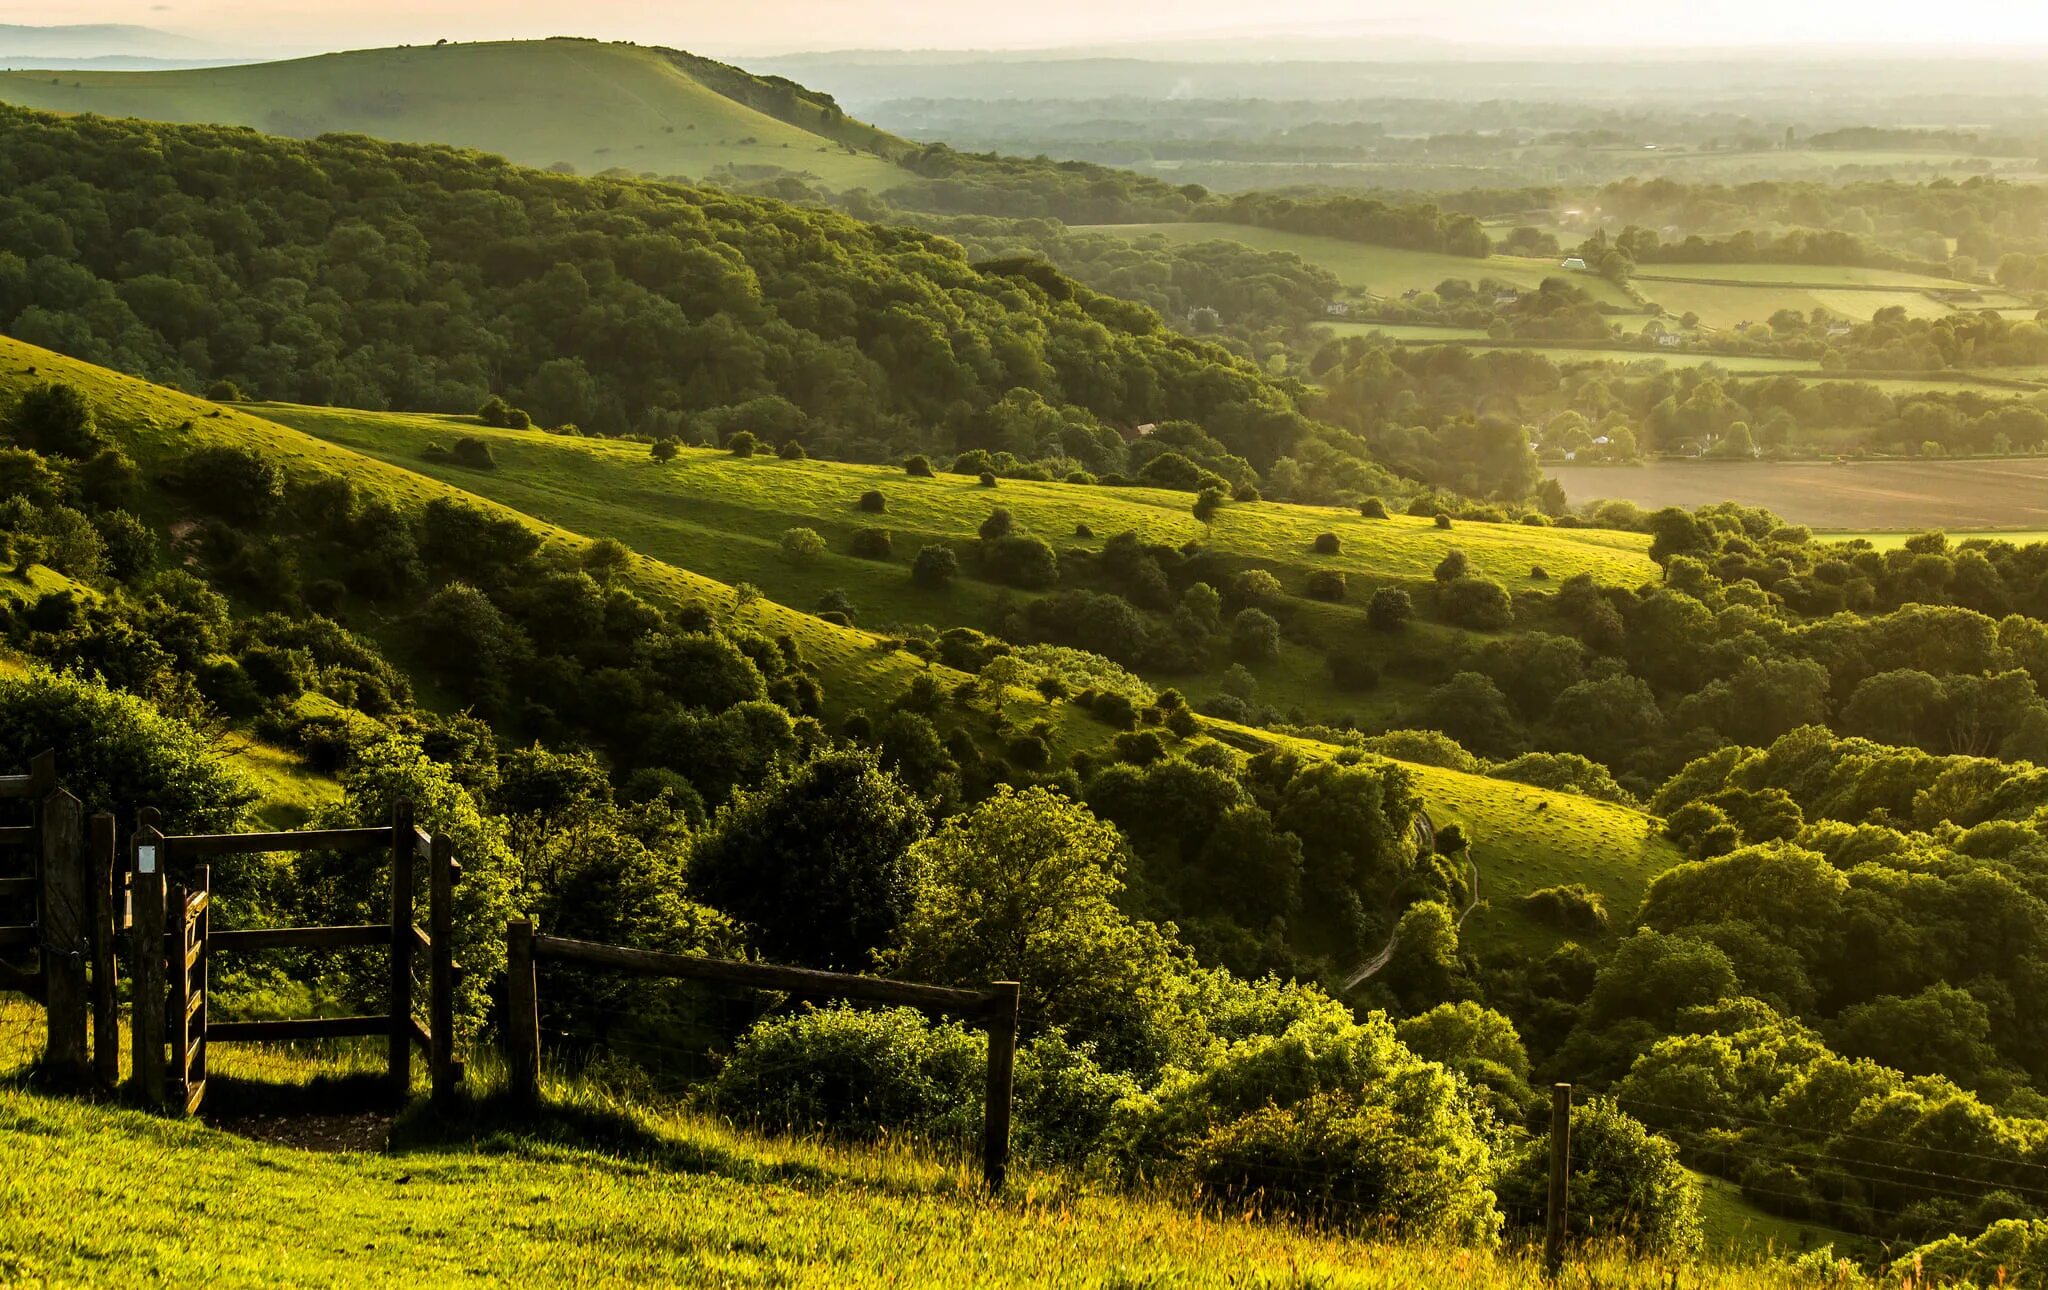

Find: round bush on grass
<box><xmin>858</xmin><ymin>490</ymin><xmax>887</xmax><ymax>513</ymax></box>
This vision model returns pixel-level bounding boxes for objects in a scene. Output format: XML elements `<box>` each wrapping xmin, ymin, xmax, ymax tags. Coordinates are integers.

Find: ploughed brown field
<box><xmin>1548</xmin><ymin>458</ymin><xmax>2048</xmax><ymax>531</ymax></box>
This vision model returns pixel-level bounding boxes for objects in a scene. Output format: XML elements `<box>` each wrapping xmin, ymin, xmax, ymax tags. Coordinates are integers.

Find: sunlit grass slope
<box><xmin>0</xmin><ymin>335</ymin><xmax>1681</xmax><ymax>956</ymax></box>
<box><xmin>0</xmin><ymin>39</ymin><xmax>908</xmax><ymax>188</ymax></box>
<box><xmin>0</xmin><ymin>1075</ymin><xmax>1827</xmax><ymax>1288</ymax></box>
<box><xmin>256</xmin><ymin>400</ymin><xmax>1678</xmax><ymax>952</ymax></box>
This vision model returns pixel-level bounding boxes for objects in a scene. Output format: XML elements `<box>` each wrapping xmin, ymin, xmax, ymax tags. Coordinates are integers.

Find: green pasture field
<box><xmin>1635</xmin><ymin>281</ymin><xmax>1956</xmax><ymax>330</ymax></box>
<box><xmin>0</xmin><ymin>40</ymin><xmax>908</xmax><ymax>189</ymax></box>
<box><xmin>1319</xmin><ymin>321</ymin><xmax>1495</xmax><ymax>341</ymax></box>
<box><xmin>1632</xmin><ymin>263</ymin><xmax>1977</xmax><ymax>289</ymax></box>
<box><xmin>1071</xmin><ymin>222</ymin><xmax>1641</xmax><ymax>308</ymax></box>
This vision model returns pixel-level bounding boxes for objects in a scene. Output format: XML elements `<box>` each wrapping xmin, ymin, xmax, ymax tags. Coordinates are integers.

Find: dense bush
<box><xmin>1367</xmin><ymin>587</ymin><xmax>1414</xmax><ymax>632</ymax></box>
<box><xmin>727</xmin><ymin>430</ymin><xmax>758</xmax><ymax>458</ymax></box>
<box><xmin>849</xmin><ymin>527</ymin><xmax>894</xmax><ymax>560</ymax></box>
<box><xmin>857</xmin><ymin>489</ymin><xmax>887</xmax><ymax>513</ymax></box>
<box><xmin>688</xmin><ymin>750</ymin><xmax>930</xmax><ymax>972</ymax></box>
<box><xmin>1497</xmin><ymin>1100</ymin><xmax>1700</xmax><ymax>1256</ymax></box>
<box><xmin>1230</xmin><ymin>608</ymin><xmax>1281</xmax><ymax>663</ymax></box>
<box><xmin>1313</xmin><ymin>532</ymin><xmax>1341</xmax><ymax>555</ymax></box>
<box><xmin>1520</xmin><ymin>883</ymin><xmax>1610</xmax><ymax>934</ymax></box>
<box><xmin>1306</xmin><ymin>569</ymin><xmax>1346</xmax><ymax>601</ymax></box>
<box><xmin>703</xmin><ymin>1005</ymin><xmax>984</xmax><ymax>1142</ymax></box>
<box><xmin>905</xmin><ymin>455</ymin><xmax>934</xmax><ymax>478</ymax></box>
<box><xmin>911</xmin><ymin>544</ymin><xmax>958</xmax><ymax>589</ymax></box>
<box><xmin>1440</xmin><ymin>577</ymin><xmax>1514</xmax><ymax>630</ymax></box>
<box><xmin>983</xmin><ymin>534</ymin><xmax>1059</xmax><ymax>589</ymax></box>
<box><xmin>6</xmin><ymin>382</ymin><xmax>102</xmax><ymax>458</ymax></box>
<box><xmin>779</xmin><ymin>526</ymin><xmax>826</xmax><ymax>563</ymax></box>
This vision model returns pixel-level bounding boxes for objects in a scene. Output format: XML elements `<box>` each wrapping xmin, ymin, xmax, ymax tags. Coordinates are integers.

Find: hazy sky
<box><xmin>25</xmin><ymin>0</ymin><xmax>2048</xmax><ymax>57</ymax></box>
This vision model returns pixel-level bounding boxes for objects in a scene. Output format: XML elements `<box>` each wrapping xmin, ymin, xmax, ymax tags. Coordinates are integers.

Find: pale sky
<box><xmin>21</xmin><ymin>0</ymin><xmax>2048</xmax><ymax>57</ymax></box>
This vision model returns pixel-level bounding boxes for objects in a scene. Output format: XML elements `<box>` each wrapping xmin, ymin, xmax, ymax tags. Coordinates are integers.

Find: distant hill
<box><xmin>0</xmin><ymin>38</ymin><xmax>914</xmax><ymax>188</ymax></box>
<box><xmin>0</xmin><ymin>23</ymin><xmax>218</xmax><ymax>60</ymax></box>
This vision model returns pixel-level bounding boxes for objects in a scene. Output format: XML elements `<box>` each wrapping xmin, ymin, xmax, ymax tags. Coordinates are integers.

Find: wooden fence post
<box><xmin>129</xmin><ymin>819</ymin><xmax>166</xmax><ymax>1106</ymax></box>
<box><xmin>38</xmin><ymin>788</ymin><xmax>87</xmax><ymax>1086</ymax></box>
<box><xmin>1545</xmin><ymin>1082</ymin><xmax>1572</xmax><ymax>1278</ymax></box>
<box><xmin>89</xmin><ymin>812</ymin><xmax>117</xmax><ymax>1091</ymax></box>
<box><xmin>167</xmin><ymin>878</ymin><xmax>190</xmax><ymax>1112</ymax></box>
<box><xmin>505</xmin><ymin>919</ymin><xmax>538</xmax><ymax>1105</ymax></box>
<box><xmin>428</xmin><ymin>833</ymin><xmax>456</xmax><ymax>1105</ymax></box>
<box><xmin>981</xmin><ymin>980</ymin><xmax>1020</xmax><ymax>1195</ymax></box>
<box><xmin>387</xmin><ymin>798</ymin><xmax>415</xmax><ymax>1097</ymax></box>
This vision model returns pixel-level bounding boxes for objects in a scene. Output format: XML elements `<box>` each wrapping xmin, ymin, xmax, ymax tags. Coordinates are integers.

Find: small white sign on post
<box><xmin>136</xmin><ymin>844</ymin><xmax>157</xmax><ymax>876</ymax></box>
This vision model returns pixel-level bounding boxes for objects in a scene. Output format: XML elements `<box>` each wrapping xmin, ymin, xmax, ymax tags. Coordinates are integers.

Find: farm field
<box><xmin>1549</xmin><ymin>457</ymin><xmax>2048</xmax><ymax>530</ymax></box>
<box><xmin>0</xmin><ymin>335</ymin><xmax>1681</xmax><ymax>960</ymax></box>
<box><xmin>1637</xmin><ymin>280</ymin><xmax>1957</xmax><ymax>329</ymax></box>
<box><xmin>0</xmin><ymin>40</ymin><xmax>910</xmax><ymax>188</ymax></box>
<box><xmin>1631</xmin><ymin>263</ymin><xmax>1978</xmax><ymax>289</ymax></box>
<box><xmin>1319</xmin><ymin>321</ymin><xmax>1494</xmax><ymax>341</ymax></box>
<box><xmin>1072</xmin><ymin>221</ymin><xmax>1642</xmax><ymax>308</ymax></box>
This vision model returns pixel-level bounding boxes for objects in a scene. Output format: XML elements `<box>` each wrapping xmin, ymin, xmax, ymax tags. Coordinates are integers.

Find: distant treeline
<box><xmin>1198</xmin><ymin>192</ymin><xmax>1493</xmax><ymax>258</ymax></box>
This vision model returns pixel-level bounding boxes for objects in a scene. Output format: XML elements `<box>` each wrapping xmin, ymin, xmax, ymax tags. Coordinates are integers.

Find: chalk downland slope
<box><xmin>0</xmin><ymin>334</ymin><xmax>1682</xmax><ymax>956</ymax></box>
<box><xmin>0</xmin><ymin>39</ymin><xmax>911</xmax><ymax>188</ymax></box>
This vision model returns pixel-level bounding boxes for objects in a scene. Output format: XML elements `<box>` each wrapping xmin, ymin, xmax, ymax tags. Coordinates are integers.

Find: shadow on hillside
<box><xmin>388</xmin><ymin>1090</ymin><xmax>832</xmax><ymax>1187</ymax></box>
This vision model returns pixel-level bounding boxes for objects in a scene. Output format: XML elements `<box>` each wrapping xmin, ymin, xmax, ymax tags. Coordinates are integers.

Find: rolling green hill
<box><xmin>0</xmin><ymin>39</ymin><xmax>911</xmax><ymax>188</ymax></box>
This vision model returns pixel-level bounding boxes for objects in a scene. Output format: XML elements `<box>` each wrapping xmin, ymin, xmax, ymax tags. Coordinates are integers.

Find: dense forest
<box><xmin>0</xmin><ymin>106</ymin><xmax>1361</xmax><ymax>482</ymax></box>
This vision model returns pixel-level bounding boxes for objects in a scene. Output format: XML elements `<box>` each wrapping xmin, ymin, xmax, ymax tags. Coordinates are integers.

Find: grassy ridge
<box><xmin>0</xmin><ymin>40</ymin><xmax>909</xmax><ymax>189</ymax></box>
<box><xmin>0</xmin><ymin>1074</ymin><xmax>1826</xmax><ymax>1287</ymax></box>
<box><xmin>0</xmin><ymin>334</ymin><xmax>1682</xmax><ymax>955</ymax></box>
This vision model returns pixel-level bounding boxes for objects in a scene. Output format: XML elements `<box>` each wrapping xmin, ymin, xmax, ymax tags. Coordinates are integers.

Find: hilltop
<box><xmin>0</xmin><ymin>39</ymin><xmax>912</xmax><ymax>188</ymax></box>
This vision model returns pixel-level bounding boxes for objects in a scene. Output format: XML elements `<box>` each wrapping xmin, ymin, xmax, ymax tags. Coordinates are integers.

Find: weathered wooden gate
<box><xmin>0</xmin><ymin>752</ymin><xmax>56</xmax><ymax>1003</ymax></box>
<box><xmin>129</xmin><ymin>800</ymin><xmax>464</xmax><ymax>1112</ymax></box>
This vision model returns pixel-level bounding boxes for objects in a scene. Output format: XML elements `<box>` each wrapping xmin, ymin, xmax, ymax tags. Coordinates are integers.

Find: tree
<box><xmin>1424</xmin><ymin>672</ymin><xmax>1524</xmax><ymax>758</ymax></box>
<box><xmin>169</xmin><ymin>445</ymin><xmax>283</xmax><ymax>525</ymax></box>
<box><xmin>978</xmin><ymin>507</ymin><xmax>1015</xmax><ymax>541</ymax></box>
<box><xmin>6</xmin><ymin>381</ymin><xmax>101</xmax><ymax>458</ymax></box>
<box><xmin>1368</xmin><ymin>587</ymin><xmax>1414</xmax><ymax>632</ymax></box>
<box><xmin>1441</xmin><ymin>577</ymin><xmax>1514</xmax><ymax>630</ymax></box>
<box><xmin>1230</xmin><ymin>608</ymin><xmax>1281</xmax><ymax>663</ymax></box>
<box><xmin>1498</xmin><ymin>1100</ymin><xmax>1700</xmax><ymax>1256</ymax></box>
<box><xmin>886</xmin><ymin>786</ymin><xmax>1176</xmax><ymax>1056</ymax></box>
<box><xmin>690</xmin><ymin>750</ymin><xmax>930</xmax><ymax>972</ymax></box>
<box><xmin>1433</xmin><ymin>548</ymin><xmax>1470</xmax><ymax>583</ymax></box>
<box><xmin>779</xmin><ymin>526</ymin><xmax>826</xmax><ymax>563</ymax></box>
<box><xmin>912</xmin><ymin>544</ymin><xmax>958</xmax><ymax>589</ymax></box>
<box><xmin>727</xmin><ymin>430</ymin><xmax>758</xmax><ymax>458</ymax></box>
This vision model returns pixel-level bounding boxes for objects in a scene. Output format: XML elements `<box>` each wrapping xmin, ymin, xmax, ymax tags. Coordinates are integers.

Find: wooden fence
<box><xmin>130</xmin><ymin>800</ymin><xmax>464</xmax><ymax>1110</ymax></box>
<box><xmin>504</xmin><ymin>920</ymin><xmax>1023</xmax><ymax>1192</ymax></box>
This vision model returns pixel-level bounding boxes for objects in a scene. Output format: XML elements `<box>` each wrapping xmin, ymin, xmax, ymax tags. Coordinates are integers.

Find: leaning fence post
<box><xmin>129</xmin><ymin>818</ymin><xmax>166</xmax><ymax>1107</ymax></box>
<box><xmin>38</xmin><ymin>788</ymin><xmax>87</xmax><ymax>1086</ymax></box>
<box><xmin>981</xmin><ymin>980</ymin><xmax>1021</xmax><ymax>1195</ymax></box>
<box><xmin>428</xmin><ymin>832</ymin><xmax>457</xmax><ymax>1106</ymax></box>
<box><xmin>505</xmin><ymin>918</ymin><xmax>539</xmax><ymax>1105</ymax></box>
<box><xmin>1545</xmin><ymin>1082</ymin><xmax>1573</xmax><ymax>1277</ymax></box>
<box><xmin>387</xmin><ymin>798</ymin><xmax>415</xmax><ymax>1097</ymax></box>
<box><xmin>89</xmin><ymin>812</ymin><xmax>118</xmax><ymax>1091</ymax></box>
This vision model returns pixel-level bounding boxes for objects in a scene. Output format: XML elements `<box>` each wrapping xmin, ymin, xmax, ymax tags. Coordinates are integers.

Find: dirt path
<box><xmin>1342</xmin><ymin>849</ymin><xmax>1481</xmax><ymax>993</ymax></box>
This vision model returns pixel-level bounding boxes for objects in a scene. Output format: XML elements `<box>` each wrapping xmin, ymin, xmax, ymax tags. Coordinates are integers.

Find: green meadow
<box><xmin>0</xmin><ymin>40</ymin><xmax>909</xmax><ymax>188</ymax></box>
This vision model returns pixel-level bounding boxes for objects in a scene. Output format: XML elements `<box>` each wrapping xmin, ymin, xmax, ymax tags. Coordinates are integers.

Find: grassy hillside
<box><xmin>254</xmin><ymin>400</ymin><xmax>1656</xmax><ymax>728</ymax></box>
<box><xmin>0</xmin><ymin>333</ymin><xmax>1682</xmax><ymax>956</ymax></box>
<box><xmin>0</xmin><ymin>1064</ymin><xmax>1824</xmax><ymax>1287</ymax></box>
<box><xmin>0</xmin><ymin>39</ymin><xmax>910</xmax><ymax>188</ymax></box>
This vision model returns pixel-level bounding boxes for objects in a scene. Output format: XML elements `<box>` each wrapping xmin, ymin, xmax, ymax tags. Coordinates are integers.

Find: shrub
<box><xmin>1521</xmin><ymin>884</ymin><xmax>1610</xmax><ymax>934</ymax></box>
<box><xmin>1137</xmin><ymin>451</ymin><xmax>1205</xmax><ymax>491</ymax></box>
<box><xmin>1230</xmin><ymin>608</ymin><xmax>1281</xmax><ymax>663</ymax></box>
<box><xmin>1498</xmin><ymin>1100</ymin><xmax>1700</xmax><ymax>1255</ymax></box>
<box><xmin>904</xmin><ymin>454</ymin><xmax>934</xmax><ymax>477</ymax></box>
<box><xmin>5</xmin><ymin>382</ymin><xmax>102</xmax><ymax>459</ymax></box>
<box><xmin>1231</xmin><ymin>569</ymin><xmax>1283</xmax><ymax>608</ymax></box>
<box><xmin>777</xmin><ymin>439</ymin><xmax>806</xmax><ymax>460</ymax></box>
<box><xmin>849</xmin><ymin>527</ymin><xmax>893</xmax><ymax>560</ymax></box>
<box><xmin>1530</xmin><ymin>564</ymin><xmax>1549</xmax><ymax>580</ymax></box>
<box><xmin>449</xmin><ymin>437</ymin><xmax>495</xmax><ymax>469</ymax></box>
<box><xmin>1441</xmin><ymin>577</ymin><xmax>1514</xmax><ymax>630</ymax></box>
<box><xmin>978</xmin><ymin>507</ymin><xmax>1015</xmax><ymax>541</ymax></box>
<box><xmin>779</xmin><ymin>526</ymin><xmax>827</xmax><ymax>563</ymax></box>
<box><xmin>978</xmin><ymin>471</ymin><xmax>998</xmax><ymax>488</ymax></box>
<box><xmin>1360</xmin><ymin>497</ymin><xmax>1390</xmax><ymax>519</ymax></box>
<box><xmin>1088</xmin><ymin>690</ymin><xmax>1139</xmax><ymax>730</ymax></box>
<box><xmin>1064</xmin><ymin>470</ymin><xmax>1095</xmax><ymax>485</ymax></box>
<box><xmin>703</xmin><ymin>1005</ymin><xmax>982</xmax><ymax>1142</ymax></box>
<box><xmin>985</xmin><ymin>535</ymin><xmax>1059</xmax><ymax>589</ymax></box>
<box><xmin>1313</xmin><ymin>532</ymin><xmax>1341</xmax><ymax>555</ymax></box>
<box><xmin>1074</xmin><ymin>522</ymin><xmax>1093</xmax><ymax>539</ymax></box>
<box><xmin>1367</xmin><ymin>587</ymin><xmax>1414</xmax><ymax>632</ymax></box>
<box><xmin>650</xmin><ymin>438</ymin><xmax>679</xmax><ymax>462</ymax></box>
<box><xmin>1113</xmin><ymin>730</ymin><xmax>1167</xmax><ymax>765</ymax></box>
<box><xmin>477</xmin><ymin>395</ymin><xmax>531</xmax><ymax>429</ymax></box>
<box><xmin>1193</xmin><ymin>486</ymin><xmax>1226</xmax><ymax>523</ymax></box>
<box><xmin>167</xmin><ymin>445</ymin><xmax>284</xmax><ymax>524</ymax></box>
<box><xmin>1434</xmin><ymin>513</ymin><xmax>1454</xmax><ymax>530</ymax></box>
<box><xmin>688</xmin><ymin>750</ymin><xmax>931</xmax><ymax>971</ymax></box>
<box><xmin>726</xmin><ymin>430</ymin><xmax>758</xmax><ymax>457</ymax></box>
<box><xmin>1306</xmin><ymin>570</ymin><xmax>1346</xmax><ymax>601</ymax></box>
<box><xmin>1433</xmin><ymin>548</ymin><xmax>1470</xmax><ymax>583</ymax></box>
<box><xmin>1005</xmin><ymin>733</ymin><xmax>1051</xmax><ymax>770</ymax></box>
<box><xmin>858</xmin><ymin>489</ymin><xmax>887</xmax><ymax>513</ymax></box>
<box><xmin>951</xmin><ymin>448</ymin><xmax>994</xmax><ymax>476</ymax></box>
<box><xmin>912</xmin><ymin>544</ymin><xmax>958</xmax><ymax>589</ymax></box>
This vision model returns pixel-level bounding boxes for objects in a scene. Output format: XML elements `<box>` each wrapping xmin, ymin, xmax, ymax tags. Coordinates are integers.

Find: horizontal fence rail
<box><xmin>506</xmin><ymin>920</ymin><xmax>1022</xmax><ymax>1192</ymax></box>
